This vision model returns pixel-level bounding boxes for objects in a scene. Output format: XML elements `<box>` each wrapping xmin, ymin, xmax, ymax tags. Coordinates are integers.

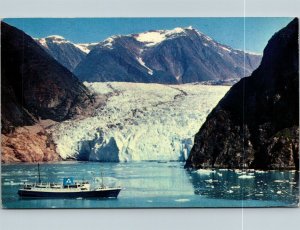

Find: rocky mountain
<box><xmin>1</xmin><ymin>22</ymin><xmax>95</xmax><ymax>132</ymax></box>
<box><xmin>74</xmin><ymin>27</ymin><xmax>262</xmax><ymax>84</ymax></box>
<box><xmin>1</xmin><ymin>22</ymin><xmax>95</xmax><ymax>162</ymax></box>
<box><xmin>185</xmin><ymin>19</ymin><xmax>299</xmax><ymax>170</ymax></box>
<box><xmin>35</xmin><ymin>36</ymin><xmax>95</xmax><ymax>72</ymax></box>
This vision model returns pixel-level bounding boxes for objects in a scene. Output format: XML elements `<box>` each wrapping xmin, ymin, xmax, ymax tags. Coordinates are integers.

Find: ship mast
<box><xmin>38</xmin><ymin>163</ymin><xmax>41</xmax><ymax>184</ymax></box>
<box><xmin>101</xmin><ymin>172</ymin><xmax>104</xmax><ymax>188</ymax></box>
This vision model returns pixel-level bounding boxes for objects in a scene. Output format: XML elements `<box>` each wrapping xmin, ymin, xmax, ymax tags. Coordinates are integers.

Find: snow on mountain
<box><xmin>73</xmin><ymin>44</ymin><xmax>90</xmax><ymax>54</ymax></box>
<box><xmin>38</xmin><ymin>38</ymin><xmax>48</xmax><ymax>48</ymax></box>
<box><xmin>135</xmin><ymin>31</ymin><xmax>167</xmax><ymax>46</ymax></box>
<box><xmin>100</xmin><ymin>36</ymin><xmax>120</xmax><ymax>49</ymax></box>
<box><xmin>134</xmin><ymin>27</ymin><xmax>187</xmax><ymax>47</ymax></box>
<box><xmin>73</xmin><ymin>43</ymin><xmax>99</xmax><ymax>53</ymax></box>
<box><xmin>49</xmin><ymin>82</ymin><xmax>229</xmax><ymax>162</ymax></box>
<box><xmin>136</xmin><ymin>57</ymin><xmax>153</xmax><ymax>75</ymax></box>
<box><xmin>219</xmin><ymin>46</ymin><xmax>232</xmax><ymax>52</ymax></box>
<box><xmin>47</xmin><ymin>35</ymin><xmax>65</xmax><ymax>40</ymax></box>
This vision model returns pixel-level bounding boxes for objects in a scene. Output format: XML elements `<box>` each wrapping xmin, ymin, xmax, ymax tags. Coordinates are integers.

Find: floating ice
<box><xmin>3</xmin><ymin>181</ymin><xmax>23</xmax><ymax>186</ymax></box>
<box><xmin>238</xmin><ymin>175</ymin><xmax>255</xmax><ymax>179</ymax></box>
<box><xmin>274</xmin><ymin>180</ymin><xmax>286</xmax><ymax>183</ymax></box>
<box><xmin>175</xmin><ymin>198</ymin><xmax>190</xmax><ymax>202</ymax></box>
<box><xmin>231</xmin><ymin>186</ymin><xmax>241</xmax><ymax>189</ymax></box>
<box><xmin>196</xmin><ymin>169</ymin><xmax>216</xmax><ymax>175</ymax></box>
<box><xmin>255</xmin><ymin>170</ymin><xmax>266</xmax><ymax>173</ymax></box>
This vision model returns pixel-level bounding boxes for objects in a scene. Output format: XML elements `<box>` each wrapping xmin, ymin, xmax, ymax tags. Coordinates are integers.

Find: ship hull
<box><xmin>18</xmin><ymin>188</ymin><xmax>121</xmax><ymax>198</ymax></box>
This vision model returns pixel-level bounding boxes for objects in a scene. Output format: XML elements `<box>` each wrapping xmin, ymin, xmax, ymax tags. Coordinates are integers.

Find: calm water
<box><xmin>1</xmin><ymin>161</ymin><xmax>299</xmax><ymax>208</ymax></box>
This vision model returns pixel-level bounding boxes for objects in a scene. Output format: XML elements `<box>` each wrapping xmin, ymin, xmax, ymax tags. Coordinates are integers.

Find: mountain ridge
<box><xmin>35</xmin><ymin>26</ymin><xmax>261</xmax><ymax>84</ymax></box>
<box><xmin>74</xmin><ymin>26</ymin><xmax>261</xmax><ymax>84</ymax></box>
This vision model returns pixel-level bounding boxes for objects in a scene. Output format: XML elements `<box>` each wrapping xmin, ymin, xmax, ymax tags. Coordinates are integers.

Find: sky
<box><xmin>3</xmin><ymin>17</ymin><xmax>293</xmax><ymax>53</ymax></box>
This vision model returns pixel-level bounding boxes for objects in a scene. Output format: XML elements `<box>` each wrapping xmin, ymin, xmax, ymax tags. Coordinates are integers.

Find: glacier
<box><xmin>50</xmin><ymin>82</ymin><xmax>229</xmax><ymax>162</ymax></box>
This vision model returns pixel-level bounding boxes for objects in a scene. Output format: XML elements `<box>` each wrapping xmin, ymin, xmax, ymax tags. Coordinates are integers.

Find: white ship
<box><xmin>18</xmin><ymin>164</ymin><xmax>121</xmax><ymax>198</ymax></box>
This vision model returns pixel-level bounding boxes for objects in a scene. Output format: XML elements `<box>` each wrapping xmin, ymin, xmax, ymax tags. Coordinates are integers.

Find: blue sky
<box><xmin>4</xmin><ymin>17</ymin><xmax>293</xmax><ymax>53</ymax></box>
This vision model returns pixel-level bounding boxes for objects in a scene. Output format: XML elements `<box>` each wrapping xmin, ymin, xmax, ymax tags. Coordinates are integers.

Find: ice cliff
<box><xmin>50</xmin><ymin>82</ymin><xmax>229</xmax><ymax>162</ymax></box>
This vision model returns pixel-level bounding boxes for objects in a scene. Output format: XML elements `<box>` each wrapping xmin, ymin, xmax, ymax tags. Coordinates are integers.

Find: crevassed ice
<box><xmin>50</xmin><ymin>82</ymin><xmax>229</xmax><ymax>162</ymax></box>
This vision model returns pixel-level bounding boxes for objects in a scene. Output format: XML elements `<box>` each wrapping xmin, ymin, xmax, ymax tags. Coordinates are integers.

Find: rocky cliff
<box><xmin>1</xmin><ymin>22</ymin><xmax>95</xmax><ymax>162</ymax></box>
<box><xmin>1</xmin><ymin>121</ymin><xmax>61</xmax><ymax>163</ymax></box>
<box><xmin>185</xmin><ymin>18</ymin><xmax>299</xmax><ymax>170</ymax></box>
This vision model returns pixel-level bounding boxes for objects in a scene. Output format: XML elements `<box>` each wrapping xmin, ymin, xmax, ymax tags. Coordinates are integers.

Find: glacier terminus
<box><xmin>50</xmin><ymin>82</ymin><xmax>229</xmax><ymax>162</ymax></box>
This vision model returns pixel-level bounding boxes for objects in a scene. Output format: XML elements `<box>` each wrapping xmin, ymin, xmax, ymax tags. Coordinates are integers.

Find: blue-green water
<box><xmin>1</xmin><ymin>161</ymin><xmax>299</xmax><ymax>208</ymax></box>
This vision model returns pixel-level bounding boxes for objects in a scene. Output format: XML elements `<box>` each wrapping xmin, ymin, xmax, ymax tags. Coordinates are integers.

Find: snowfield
<box><xmin>50</xmin><ymin>82</ymin><xmax>229</xmax><ymax>162</ymax></box>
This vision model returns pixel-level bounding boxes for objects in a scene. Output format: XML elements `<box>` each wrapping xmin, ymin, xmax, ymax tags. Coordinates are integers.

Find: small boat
<box><xmin>18</xmin><ymin>164</ymin><xmax>122</xmax><ymax>199</ymax></box>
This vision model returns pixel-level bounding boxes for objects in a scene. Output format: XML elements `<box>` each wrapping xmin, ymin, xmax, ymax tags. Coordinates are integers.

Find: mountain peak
<box><xmin>132</xmin><ymin>26</ymin><xmax>213</xmax><ymax>47</ymax></box>
<box><xmin>167</xmin><ymin>27</ymin><xmax>186</xmax><ymax>34</ymax></box>
<box><xmin>98</xmin><ymin>26</ymin><xmax>201</xmax><ymax>48</ymax></box>
<box><xmin>35</xmin><ymin>35</ymin><xmax>89</xmax><ymax>71</ymax></box>
<box><xmin>37</xmin><ymin>35</ymin><xmax>68</xmax><ymax>47</ymax></box>
<box><xmin>99</xmin><ymin>36</ymin><xmax>122</xmax><ymax>49</ymax></box>
<box><xmin>46</xmin><ymin>35</ymin><xmax>66</xmax><ymax>40</ymax></box>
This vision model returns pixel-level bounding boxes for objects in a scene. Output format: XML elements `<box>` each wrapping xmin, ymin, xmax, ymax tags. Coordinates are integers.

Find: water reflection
<box><xmin>188</xmin><ymin>169</ymin><xmax>299</xmax><ymax>205</ymax></box>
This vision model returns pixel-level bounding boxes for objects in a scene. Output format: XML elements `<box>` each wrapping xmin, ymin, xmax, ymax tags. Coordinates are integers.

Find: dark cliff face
<box><xmin>74</xmin><ymin>27</ymin><xmax>261</xmax><ymax>84</ymax></box>
<box><xmin>36</xmin><ymin>36</ymin><xmax>87</xmax><ymax>72</ymax></box>
<box><xmin>1</xmin><ymin>22</ymin><xmax>94</xmax><ymax>133</ymax></box>
<box><xmin>186</xmin><ymin>18</ymin><xmax>299</xmax><ymax>170</ymax></box>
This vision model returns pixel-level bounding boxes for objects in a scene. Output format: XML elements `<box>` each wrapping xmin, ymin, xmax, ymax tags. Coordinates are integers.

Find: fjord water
<box><xmin>1</xmin><ymin>162</ymin><xmax>299</xmax><ymax>208</ymax></box>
